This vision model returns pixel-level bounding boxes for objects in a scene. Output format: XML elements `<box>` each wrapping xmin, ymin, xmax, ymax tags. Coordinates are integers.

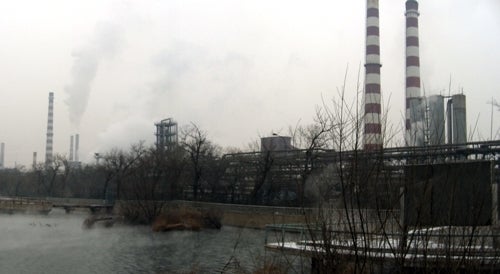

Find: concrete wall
<box><xmin>164</xmin><ymin>201</ymin><xmax>399</xmax><ymax>230</ymax></box>
<box><xmin>403</xmin><ymin>161</ymin><xmax>493</xmax><ymax>226</ymax></box>
<box><xmin>169</xmin><ymin>201</ymin><xmax>307</xmax><ymax>228</ymax></box>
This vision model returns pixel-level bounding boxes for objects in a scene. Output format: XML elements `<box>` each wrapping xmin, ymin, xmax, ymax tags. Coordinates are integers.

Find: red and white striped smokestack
<box><xmin>45</xmin><ymin>92</ymin><xmax>54</xmax><ymax>165</ymax></box>
<box><xmin>405</xmin><ymin>0</ymin><xmax>424</xmax><ymax>146</ymax></box>
<box><xmin>364</xmin><ymin>0</ymin><xmax>383</xmax><ymax>151</ymax></box>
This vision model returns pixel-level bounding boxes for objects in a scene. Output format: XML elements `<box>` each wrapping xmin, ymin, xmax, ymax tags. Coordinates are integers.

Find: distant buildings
<box><xmin>260</xmin><ymin>135</ymin><xmax>294</xmax><ymax>152</ymax></box>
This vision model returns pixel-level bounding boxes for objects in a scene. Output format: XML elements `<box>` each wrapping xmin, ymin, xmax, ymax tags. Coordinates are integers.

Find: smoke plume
<box><xmin>65</xmin><ymin>22</ymin><xmax>122</xmax><ymax>128</ymax></box>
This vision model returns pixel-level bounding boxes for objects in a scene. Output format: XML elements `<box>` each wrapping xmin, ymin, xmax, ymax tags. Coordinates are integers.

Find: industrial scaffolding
<box><xmin>155</xmin><ymin>118</ymin><xmax>178</xmax><ymax>151</ymax></box>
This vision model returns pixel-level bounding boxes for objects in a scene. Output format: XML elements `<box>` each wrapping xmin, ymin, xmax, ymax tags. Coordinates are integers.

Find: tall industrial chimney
<box><xmin>364</xmin><ymin>0</ymin><xmax>383</xmax><ymax>150</ymax></box>
<box><xmin>405</xmin><ymin>0</ymin><xmax>424</xmax><ymax>146</ymax></box>
<box><xmin>75</xmin><ymin>134</ymin><xmax>80</xmax><ymax>162</ymax></box>
<box><xmin>45</xmin><ymin>92</ymin><xmax>54</xmax><ymax>165</ymax></box>
<box><xmin>69</xmin><ymin>135</ymin><xmax>74</xmax><ymax>161</ymax></box>
<box><xmin>0</xmin><ymin>142</ymin><xmax>4</xmax><ymax>169</ymax></box>
<box><xmin>33</xmin><ymin>152</ymin><xmax>37</xmax><ymax>168</ymax></box>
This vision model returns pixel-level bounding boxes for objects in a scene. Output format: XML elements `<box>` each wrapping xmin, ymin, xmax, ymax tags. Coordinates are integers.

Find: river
<box><xmin>0</xmin><ymin>209</ymin><xmax>302</xmax><ymax>273</ymax></box>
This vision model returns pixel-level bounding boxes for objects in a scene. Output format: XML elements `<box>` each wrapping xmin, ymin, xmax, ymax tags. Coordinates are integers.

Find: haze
<box><xmin>0</xmin><ymin>0</ymin><xmax>499</xmax><ymax>167</ymax></box>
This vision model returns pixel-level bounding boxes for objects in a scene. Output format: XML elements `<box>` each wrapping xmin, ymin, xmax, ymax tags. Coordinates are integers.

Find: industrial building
<box><xmin>447</xmin><ymin>94</ymin><xmax>467</xmax><ymax>144</ymax></box>
<box><xmin>203</xmin><ymin>0</ymin><xmax>498</xmax><ymax>211</ymax></box>
<box><xmin>426</xmin><ymin>95</ymin><xmax>446</xmax><ymax>145</ymax></box>
<box><xmin>362</xmin><ymin>0</ymin><xmax>468</xmax><ymax>149</ymax></box>
<box><xmin>423</xmin><ymin>93</ymin><xmax>468</xmax><ymax>146</ymax></box>
<box><xmin>404</xmin><ymin>0</ymin><xmax>467</xmax><ymax>147</ymax></box>
<box><xmin>261</xmin><ymin>135</ymin><xmax>294</xmax><ymax>152</ymax></box>
<box><xmin>155</xmin><ymin>118</ymin><xmax>178</xmax><ymax>151</ymax></box>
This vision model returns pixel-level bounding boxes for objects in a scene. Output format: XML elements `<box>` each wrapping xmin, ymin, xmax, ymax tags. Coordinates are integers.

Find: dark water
<box><xmin>0</xmin><ymin>209</ymin><xmax>283</xmax><ymax>274</ymax></box>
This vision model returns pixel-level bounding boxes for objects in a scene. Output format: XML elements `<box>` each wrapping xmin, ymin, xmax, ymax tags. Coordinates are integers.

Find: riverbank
<box><xmin>0</xmin><ymin>197</ymin><xmax>53</xmax><ymax>214</ymax></box>
<box><xmin>115</xmin><ymin>200</ymin><xmax>308</xmax><ymax>229</ymax></box>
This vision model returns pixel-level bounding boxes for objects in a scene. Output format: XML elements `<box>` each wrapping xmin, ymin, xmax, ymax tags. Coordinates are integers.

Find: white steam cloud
<box><xmin>65</xmin><ymin>22</ymin><xmax>122</xmax><ymax>128</ymax></box>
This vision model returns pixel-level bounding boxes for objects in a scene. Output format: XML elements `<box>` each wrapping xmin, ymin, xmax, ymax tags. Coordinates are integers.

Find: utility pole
<box><xmin>487</xmin><ymin>98</ymin><xmax>500</xmax><ymax>140</ymax></box>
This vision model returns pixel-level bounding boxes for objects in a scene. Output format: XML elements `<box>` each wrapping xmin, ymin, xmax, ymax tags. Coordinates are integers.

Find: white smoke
<box><xmin>65</xmin><ymin>22</ymin><xmax>123</xmax><ymax>128</ymax></box>
<box><xmin>92</xmin><ymin>115</ymin><xmax>154</xmax><ymax>157</ymax></box>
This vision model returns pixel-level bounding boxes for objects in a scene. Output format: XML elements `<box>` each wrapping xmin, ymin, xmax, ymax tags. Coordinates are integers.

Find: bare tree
<box><xmin>101</xmin><ymin>142</ymin><xmax>146</xmax><ymax>201</ymax></box>
<box><xmin>291</xmin><ymin>108</ymin><xmax>334</xmax><ymax>206</ymax></box>
<box><xmin>163</xmin><ymin>145</ymin><xmax>188</xmax><ymax>200</ymax></box>
<box><xmin>180</xmin><ymin>123</ymin><xmax>219</xmax><ymax>201</ymax></box>
<box><xmin>56</xmin><ymin>155</ymin><xmax>72</xmax><ymax>197</ymax></box>
<box><xmin>120</xmin><ymin>145</ymin><xmax>167</xmax><ymax>224</ymax></box>
<box><xmin>250</xmin><ymin>150</ymin><xmax>274</xmax><ymax>204</ymax></box>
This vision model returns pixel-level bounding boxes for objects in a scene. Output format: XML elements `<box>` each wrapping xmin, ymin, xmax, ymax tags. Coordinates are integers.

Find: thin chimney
<box><xmin>364</xmin><ymin>0</ymin><xmax>383</xmax><ymax>150</ymax></box>
<box><xmin>0</xmin><ymin>142</ymin><xmax>4</xmax><ymax>168</ymax></box>
<box><xmin>69</xmin><ymin>135</ymin><xmax>74</xmax><ymax>161</ymax></box>
<box><xmin>33</xmin><ymin>152</ymin><xmax>37</xmax><ymax>168</ymax></box>
<box><xmin>75</xmin><ymin>134</ymin><xmax>80</xmax><ymax>162</ymax></box>
<box><xmin>45</xmin><ymin>92</ymin><xmax>54</xmax><ymax>165</ymax></box>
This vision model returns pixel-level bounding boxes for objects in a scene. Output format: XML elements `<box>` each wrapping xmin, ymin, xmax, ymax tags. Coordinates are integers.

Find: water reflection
<box><xmin>0</xmin><ymin>209</ymin><xmax>267</xmax><ymax>273</ymax></box>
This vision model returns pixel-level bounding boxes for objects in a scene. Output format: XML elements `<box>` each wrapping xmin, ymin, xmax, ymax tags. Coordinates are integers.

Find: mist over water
<box><xmin>0</xmin><ymin>209</ymin><xmax>268</xmax><ymax>273</ymax></box>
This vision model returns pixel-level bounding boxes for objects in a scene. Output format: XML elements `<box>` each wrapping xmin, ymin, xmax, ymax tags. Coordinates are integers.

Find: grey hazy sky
<box><xmin>0</xmin><ymin>0</ymin><xmax>499</xmax><ymax>167</ymax></box>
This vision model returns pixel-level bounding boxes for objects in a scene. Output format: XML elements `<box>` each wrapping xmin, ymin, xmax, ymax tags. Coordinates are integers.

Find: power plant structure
<box><xmin>403</xmin><ymin>1</ymin><xmax>467</xmax><ymax>147</ymax></box>
<box><xmin>68</xmin><ymin>134</ymin><xmax>81</xmax><ymax>167</ymax></box>
<box><xmin>28</xmin><ymin>1</ymin><xmax>475</xmax><ymax>170</ymax></box>
<box><xmin>363</xmin><ymin>0</ymin><xmax>383</xmax><ymax>151</ymax></box>
<box><xmin>405</xmin><ymin>0</ymin><xmax>425</xmax><ymax>147</ymax></box>
<box><xmin>33</xmin><ymin>152</ymin><xmax>37</xmax><ymax>168</ymax></box>
<box><xmin>261</xmin><ymin>135</ymin><xmax>294</xmax><ymax>152</ymax></box>
<box><xmin>75</xmin><ymin>134</ymin><xmax>80</xmax><ymax>162</ymax></box>
<box><xmin>155</xmin><ymin>118</ymin><xmax>178</xmax><ymax>151</ymax></box>
<box><xmin>69</xmin><ymin>135</ymin><xmax>74</xmax><ymax>161</ymax></box>
<box><xmin>41</xmin><ymin>92</ymin><xmax>84</xmax><ymax>167</ymax></box>
<box><xmin>360</xmin><ymin>0</ymin><xmax>467</xmax><ymax>149</ymax></box>
<box><xmin>447</xmin><ymin>94</ymin><xmax>467</xmax><ymax>145</ymax></box>
<box><xmin>426</xmin><ymin>95</ymin><xmax>446</xmax><ymax>146</ymax></box>
<box><xmin>423</xmin><ymin>94</ymin><xmax>467</xmax><ymax>146</ymax></box>
<box><xmin>45</xmin><ymin>92</ymin><xmax>54</xmax><ymax>165</ymax></box>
